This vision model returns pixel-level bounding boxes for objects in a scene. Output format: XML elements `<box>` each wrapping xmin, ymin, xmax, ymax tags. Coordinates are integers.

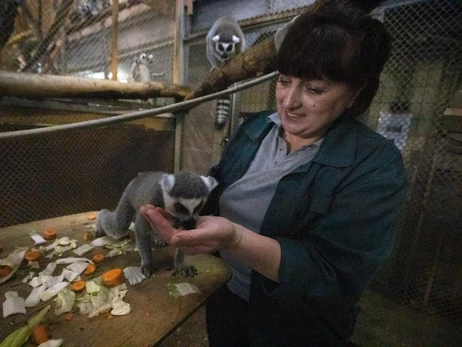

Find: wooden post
<box><xmin>111</xmin><ymin>0</ymin><xmax>119</xmax><ymax>81</ymax></box>
<box><xmin>173</xmin><ymin>0</ymin><xmax>185</xmax><ymax>173</ymax></box>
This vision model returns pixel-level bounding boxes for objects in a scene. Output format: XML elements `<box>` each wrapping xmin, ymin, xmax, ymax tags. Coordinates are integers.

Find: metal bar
<box><xmin>0</xmin><ymin>72</ymin><xmax>278</xmax><ymax>140</ymax></box>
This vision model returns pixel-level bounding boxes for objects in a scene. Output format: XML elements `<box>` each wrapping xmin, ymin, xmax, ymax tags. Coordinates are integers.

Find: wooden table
<box><xmin>0</xmin><ymin>212</ymin><xmax>231</xmax><ymax>346</ymax></box>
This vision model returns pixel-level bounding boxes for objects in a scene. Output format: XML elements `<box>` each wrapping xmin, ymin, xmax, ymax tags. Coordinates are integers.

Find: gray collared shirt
<box><xmin>219</xmin><ymin>113</ymin><xmax>323</xmax><ymax>301</ymax></box>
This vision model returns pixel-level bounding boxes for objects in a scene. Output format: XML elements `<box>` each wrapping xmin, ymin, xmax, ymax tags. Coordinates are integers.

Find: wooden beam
<box><xmin>0</xmin><ymin>71</ymin><xmax>193</xmax><ymax>100</ymax></box>
<box><xmin>111</xmin><ymin>0</ymin><xmax>119</xmax><ymax>81</ymax></box>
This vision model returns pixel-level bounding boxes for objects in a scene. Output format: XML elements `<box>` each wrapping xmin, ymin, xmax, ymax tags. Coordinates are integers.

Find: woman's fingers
<box><xmin>140</xmin><ymin>205</ymin><xmax>178</xmax><ymax>243</ymax></box>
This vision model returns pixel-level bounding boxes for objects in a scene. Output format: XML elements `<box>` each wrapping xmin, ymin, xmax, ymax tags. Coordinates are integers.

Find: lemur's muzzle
<box><xmin>181</xmin><ymin>218</ymin><xmax>196</xmax><ymax>230</ymax></box>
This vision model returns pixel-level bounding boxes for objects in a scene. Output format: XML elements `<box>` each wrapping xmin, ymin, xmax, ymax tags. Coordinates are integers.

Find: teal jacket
<box><xmin>206</xmin><ymin>110</ymin><xmax>407</xmax><ymax>346</ymax></box>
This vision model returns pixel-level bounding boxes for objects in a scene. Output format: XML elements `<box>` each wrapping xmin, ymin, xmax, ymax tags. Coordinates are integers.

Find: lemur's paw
<box><xmin>141</xmin><ymin>264</ymin><xmax>156</xmax><ymax>278</ymax></box>
<box><xmin>152</xmin><ymin>238</ymin><xmax>167</xmax><ymax>248</ymax></box>
<box><xmin>95</xmin><ymin>228</ymin><xmax>107</xmax><ymax>238</ymax></box>
<box><xmin>174</xmin><ymin>265</ymin><xmax>198</xmax><ymax>278</ymax></box>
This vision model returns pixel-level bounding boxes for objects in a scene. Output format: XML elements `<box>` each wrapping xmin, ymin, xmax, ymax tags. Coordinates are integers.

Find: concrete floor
<box><xmin>160</xmin><ymin>290</ymin><xmax>462</xmax><ymax>347</ymax></box>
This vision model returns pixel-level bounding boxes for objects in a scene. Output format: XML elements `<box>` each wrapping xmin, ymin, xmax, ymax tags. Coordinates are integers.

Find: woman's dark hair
<box><xmin>276</xmin><ymin>0</ymin><xmax>392</xmax><ymax>117</ymax></box>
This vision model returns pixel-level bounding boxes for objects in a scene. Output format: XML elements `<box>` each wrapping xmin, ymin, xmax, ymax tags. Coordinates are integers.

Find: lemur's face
<box><xmin>163</xmin><ymin>196</ymin><xmax>206</xmax><ymax>230</ymax></box>
<box><xmin>139</xmin><ymin>53</ymin><xmax>154</xmax><ymax>66</ymax></box>
<box><xmin>212</xmin><ymin>34</ymin><xmax>240</xmax><ymax>60</ymax></box>
<box><xmin>160</xmin><ymin>173</ymin><xmax>218</xmax><ymax>230</ymax></box>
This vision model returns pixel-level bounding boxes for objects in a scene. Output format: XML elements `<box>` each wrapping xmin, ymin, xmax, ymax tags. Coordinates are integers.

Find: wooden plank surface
<box><xmin>0</xmin><ymin>212</ymin><xmax>231</xmax><ymax>346</ymax></box>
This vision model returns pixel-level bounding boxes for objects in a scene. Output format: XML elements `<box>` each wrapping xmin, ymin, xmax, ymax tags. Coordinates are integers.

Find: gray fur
<box><xmin>96</xmin><ymin>171</ymin><xmax>218</xmax><ymax>277</ymax></box>
<box><xmin>206</xmin><ymin>16</ymin><xmax>246</xmax><ymax>68</ymax></box>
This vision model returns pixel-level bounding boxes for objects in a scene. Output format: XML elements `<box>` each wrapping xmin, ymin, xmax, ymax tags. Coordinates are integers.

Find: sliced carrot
<box><xmin>43</xmin><ymin>228</ymin><xmax>57</xmax><ymax>240</ymax></box>
<box><xmin>70</xmin><ymin>280</ymin><xmax>86</xmax><ymax>293</ymax></box>
<box><xmin>30</xmin><ymin>323</ymin><xmax>51</xmax><ymax>345</ymax></box>
<box><xmin>102</xmin><ymin>268</ymin><xmax>125</xmax><ymax>287</ymax></box>
<box><xmin>87</xmin><ymin>213</ymin><xmax>96</xmax><ymax>220</ymax></box>
<box><xmin>64</xmin><ymin>312</ymin><xmax>74</xmax><ymax>321</ymax></box>
<box><xmin>0</xmin><ymin>265</ymin><xmax>12</xmax><ymax>278</ymax></box>
<box><xmin>83</xmin><ymin>231</ymin><xmax>95</xmax><ymax>241</ymax></box>
<box><xmin>24</xmin><ymin>250</ymin><xmax>42</xmax><ymax>262</ymax></box>
<box><xmin>92</xmin><ymin>253</ymin><xmax>106</xmax><ymax>264</ymax></box>
<box><xmin>83</xmin><ymin>263</ymin><xmax>96</xmax><ymax>276</ymax></box>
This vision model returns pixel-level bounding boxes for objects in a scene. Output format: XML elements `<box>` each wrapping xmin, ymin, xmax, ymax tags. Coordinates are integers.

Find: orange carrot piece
<box><xmin>92</xmin><ymin>253</ymin><xmax>106</xmax><ymax>264</ymax></box>
<box><xmin>30</xmin><ymin>323</ymin><xmax>51</xmax><ymax>345</ymax></box>
<box><xmin>70</xmin><ymin>280</ymin><xmax>86</xmax><ymax>293</ymax></box>
<box><xmin>0</xmin><ymin>265</ymin><xmax>12</xmax><ymax>278</ymax></box>
<box><xmin>83</xmin><ymin>263</ymin><xmax>96</xmax><ymax>276</ymax></box>
<box><xmin>64</xmin><ymin>312</ymin><xmax>74</xmax><ymax>321</ymax></box>
<box><xmin>102</xmin><ymin>268</ymin><xmax>125</xmax><ymax>287</ymax></box>
<box><xmin>87</xmin><ymin>213</ymin><xmax>96</xmax><ymax>220</ymax></box>
<box><xmin>43</xmin><ymin>228</ymin><xmax>57</xmax><ymax>240</ymax></box>
<box><xmin>24</xmin><ymin>250</ymin><xmax>42</xmax><ymax>262</ymax></box>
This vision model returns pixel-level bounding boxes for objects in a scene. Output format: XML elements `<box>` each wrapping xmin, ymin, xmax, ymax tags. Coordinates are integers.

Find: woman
<box><xmin>141</xmin><ymin>1</ymin><xmax>407</xmax><ymax>346</ymax></box>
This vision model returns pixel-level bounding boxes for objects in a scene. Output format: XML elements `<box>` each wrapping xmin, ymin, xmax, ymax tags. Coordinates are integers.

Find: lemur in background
<box><xmin>130</xmin><ymin>53</ymin><xmax>165</xmax><ymax>83</ymax></box>
<box><xmin>206</xmin><ymin>16</ymin><xmax>246</xmax><ymax>130</ymax></box>
<box><xmin>96</xmin><ymin>171</ymin><xmax>218</xmax><ymax>278</ymax></box>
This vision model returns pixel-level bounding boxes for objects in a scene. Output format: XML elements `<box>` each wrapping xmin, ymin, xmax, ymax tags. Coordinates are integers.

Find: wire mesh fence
<box><xmin>0</xmin><ymin>0</ymin><xmax>461</xmax><ymax>345</ymax></box>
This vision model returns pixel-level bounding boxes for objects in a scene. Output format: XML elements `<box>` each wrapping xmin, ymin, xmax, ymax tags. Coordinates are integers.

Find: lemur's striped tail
<box><xmin>214</xmin><ymin>96</ymin><xmax>230</xmax><ymax>130</ymax></box>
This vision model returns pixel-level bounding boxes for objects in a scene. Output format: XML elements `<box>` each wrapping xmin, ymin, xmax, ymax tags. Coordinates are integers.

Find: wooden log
<box><xmin>186</xmin><ymin>0</ymin><xmax>387</xmax><ymax>100</ymax></box>
<box><xmin>0</xmin><ymin>71</ymin><xmax>192</xmax><ymax>100</ymax></box>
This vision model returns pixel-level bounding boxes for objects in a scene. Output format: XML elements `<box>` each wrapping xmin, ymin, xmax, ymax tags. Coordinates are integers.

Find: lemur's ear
<box><xmin>161</xmin><ymin>173</ymin><xmax>175</xmax><ymax>192</ymax></box>
<box><xmin>201</xmin><ymin>176</ymin><xmax>218</xmax><ymax>193</ymax></box>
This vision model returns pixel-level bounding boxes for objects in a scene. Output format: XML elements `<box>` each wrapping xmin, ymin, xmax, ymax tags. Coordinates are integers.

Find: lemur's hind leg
<box><xmin>174</xmin><ymin>249</ymin><xmax>198</xmax><ymax>277</ymax></box>
<box><xmin>134</xmin><ymin>212</ymin><xmax>156</xmax><ymax>278</ymax></box>
<box><xmin>96</xmin><ymin>194</ymin><xmax>134</xmax><ymax>239</ymax></box>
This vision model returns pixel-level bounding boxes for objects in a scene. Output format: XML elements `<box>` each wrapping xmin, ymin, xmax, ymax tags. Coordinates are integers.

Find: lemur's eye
<box><xmin>174</xmin><ymin>202</ymin><xmax>188</xmax><ymax>214</ymax></box>
<box><xmin>193</xmin><ymin>201</ymin><xmax>204</xmax><ymax>214</ymax></box>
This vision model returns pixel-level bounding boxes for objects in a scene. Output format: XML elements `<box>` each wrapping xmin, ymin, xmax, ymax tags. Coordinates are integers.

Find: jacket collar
<box><xmin>244</xmin><ymin>111</ymin><xmax>357</xmax><ymax>168</ymax></box>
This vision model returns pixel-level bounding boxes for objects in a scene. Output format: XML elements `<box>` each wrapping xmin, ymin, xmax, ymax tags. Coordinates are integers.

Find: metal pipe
<box><xmin>0</xmin><ymin>71</ymin><xmax>278</xmax><ymax>140</ymax></box>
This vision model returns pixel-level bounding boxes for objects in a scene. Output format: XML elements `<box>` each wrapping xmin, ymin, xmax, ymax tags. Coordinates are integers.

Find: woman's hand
<box><xmin>139</xmin><ymin>204</ymin><xmax>242</xmax><ymax>255</ymax></box>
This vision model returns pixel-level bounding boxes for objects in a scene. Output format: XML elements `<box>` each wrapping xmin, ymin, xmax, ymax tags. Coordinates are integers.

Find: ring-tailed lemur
<box><xmin>206</xmin><ymin>16</ymin><xmax>246</xmax><ymax>130</ymax></box>
<box><xmin>96</xmin><ymin>171</ymin><xmax>218</xmax><ymax>278</ymax></box>
<box><xmin>130</xmin><ymin>53</ymin><xmax>165</xmax><ymax>83</ymax></box>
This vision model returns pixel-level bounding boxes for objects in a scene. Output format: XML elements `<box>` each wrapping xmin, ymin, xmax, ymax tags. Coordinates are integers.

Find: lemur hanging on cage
<box><xmin>96</xmin><ymin>171</ymin><xmax>218</xmax><ymax>278</ymax></box>
<box><xmin>130</xmin><ymin>53</ymin><xmax>165</xmax><ymax>83</ymax></box>
<box><xmin>206</xmin><ymin>16</ymin><xmax>246</xmax><ymax>130</ymax></box>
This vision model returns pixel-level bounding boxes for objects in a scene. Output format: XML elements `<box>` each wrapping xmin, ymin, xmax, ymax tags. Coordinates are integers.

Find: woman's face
<box><xmin>275</xmin><ymin>74</ymin><xmax>359</xmax><ymax>145</ymax></box>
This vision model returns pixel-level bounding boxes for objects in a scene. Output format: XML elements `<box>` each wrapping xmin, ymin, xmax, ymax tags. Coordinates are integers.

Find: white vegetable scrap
<box><xmin>28</xmin><ymin>260</ymin><xmax>41</xmax><ymax>269</ymax></box>
<box><xmin>22</xmin><ymin>271</ymin><xmax>36</xmax><ymax>283</ymax></box>
<box><xmin>40</xmin><ymin>262</ymin><xmax>57</xmax><ymax>276</ymax></box>
<box><xmin>86</xmin><ymin>281</ymin><xmax>130</xmax><ymax>318</ymax></box>
<box><xmin>104</xmin><ymin>238</ymin><xmax>134</xmax><ymax>257</ymax></box>
<box><xmin>54</xmin><ymin>287</ymin><xmax>76</xmax><ymax>316</ymax></box>
<box><xmin>38</xmin><ymin>339</ymin><xmax>64</xmax><ymax>347</ymax></box>
<box><xmin>90</xmin><ymin>236</ymin><xmax>114</xmax><ymax>248</ymax></box>
<box><xmin>39</xmin><ymin>282</ymin><xmax>69</xmax><ymax>302</ymax></box>
<box><xmin>167</xmin><ymin>282</ymin><xmax>201</xmax><ymax>297</ymax></box>
<box><xmin>123</xmin><ymin>266</ymin><xmax>147</xmax><ymax>285</ymax></box>
<box><xmin>25</xmin><ymin>284</ymin><xmax>47</xmax><ymax>308</ymax></box>
<box><xmin>73</xmin><ymin>243</ymin><xmax>93</xmax><ymax>256</ymax></box>
<box><xmin>2</xmin><ymin>291</ymin><xmax>26</xmax><ymax>318</ymax></box>
<box><xmin>111</xmin><ymin>297</ymin><xmax>131</xmax><ymax>316</ymax></box>
<box><xmin>55</xmin><ymin>257</ymin><xmax>91</xmax><ymax>265</ymax></box>
<box><xmin>0</xmin><ymin>247</ymin><xmax>27</xmax><ymax>285</ymax></box>
<box><xmin>31</xmin><ymin>233</ymin><xmax>47</xmax><ymax>245</ymax></box>
<box><xmin>44</xmin><ymin>237</ymin><xmax>78</xmax><ymax>258</ymax></box>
